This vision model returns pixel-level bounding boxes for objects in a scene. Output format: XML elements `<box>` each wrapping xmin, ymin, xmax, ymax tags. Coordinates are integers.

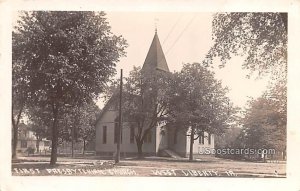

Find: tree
<box><xmin>215</xmin><ymin>127</ymin><xmax>241</xmax><ymax>148</ymax></box>
<box><xmin>166</xmin><ymin>63</ymin><xmax>231</xmax><ymax>161</ymax></box>
<box><xmin>214</xmin><ymin>106</ymin><xmax>243</xmax><ymax>150</ymax></box>
<box><xmin>12</xmin><ymin>11</ymin><xmax>127</xmax><ymax>165</ymax></box>
<box><xmin>121</xmin><ymin>67</ymin><xmax>171</xmax><ymax>158</ymax></box>
<box><xmin>11</xmin><ymin>57</ymin><xmax>31</xmax><ymax>159</ymax></box>
<box><xmin>205</xmin><ymin>12</ymin><xmax>287</xmax><ymax>160</ymax></box>
<box><xmin>11</xmin><ymin>84</ymin><xmax>26</xmax><ymax>159</ymax></box>
<box><xmin>62</xmin><ymin>101</ymin><xmax>100</xmax><ymax>157</ymax></box>
<box><xmin>240</xmin><ymin>80</ymin><xmax>286</xmax><ymax>160</ymax></box>
<box><xmin>206</xmin><ymin>13</ymin><xmax>287</xmax><ymax>78</ymax></box>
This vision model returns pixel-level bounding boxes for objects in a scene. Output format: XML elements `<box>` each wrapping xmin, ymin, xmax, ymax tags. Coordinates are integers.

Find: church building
<box><xmin>95</xmin><ymin>31</ymin><xmax>215</xmax><ymax>158</ymax></box>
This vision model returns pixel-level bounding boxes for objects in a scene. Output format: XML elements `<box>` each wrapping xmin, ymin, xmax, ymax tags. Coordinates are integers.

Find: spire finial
<box><xmin>154</xmin><ymin>18</ymin><xmax>159</xmax><ymax>33</ymax></box>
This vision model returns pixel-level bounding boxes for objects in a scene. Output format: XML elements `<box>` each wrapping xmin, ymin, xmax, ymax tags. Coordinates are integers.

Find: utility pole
<box><xmin>115</xmin><ymin>69</ymin><xmax>123</xmax><ymax>163</ymax></box>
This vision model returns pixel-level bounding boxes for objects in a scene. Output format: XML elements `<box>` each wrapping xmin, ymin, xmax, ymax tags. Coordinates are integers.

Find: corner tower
<box><xmin>140</xmin><ymin>31</ymin><xmax>170</xmax><ymax>154</ymax></box>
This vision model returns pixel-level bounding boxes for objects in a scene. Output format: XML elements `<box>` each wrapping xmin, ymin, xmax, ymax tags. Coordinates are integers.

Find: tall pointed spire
<box><xmin>142</xmin><ymin>32</ymin><xmax>169</xmax><ymax>73</ymax></box>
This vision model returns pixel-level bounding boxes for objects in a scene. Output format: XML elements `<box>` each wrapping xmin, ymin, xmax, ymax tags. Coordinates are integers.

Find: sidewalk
<box><xmin>14</xmin><ymin>156</ymin><xmax>110</xmax><ymax>163</ymax></box>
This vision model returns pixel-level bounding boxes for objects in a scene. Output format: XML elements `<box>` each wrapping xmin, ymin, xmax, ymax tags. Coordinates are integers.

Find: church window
<box><xmin>144</xmin><ymin>131</ymin><xmax>152</xmax><ymax>143</ymax></box>
<box><xmin>103</xmin><ymin>126</ymin><xmax>107</xmax><ymax>144</ymax></box>
<box><xmin>114</xmin><ymin>121</ymin><xmax>118</xmax><ymax>144</ymax></box>
<box><xmin>199</xmin><ymin>131</ymin><xmax>204</xmax><ymax>144</ymax></box>
<box><xmin>114</xmin><ymin>118</ymin><xmax>122</xmax><ymax>144</ymax></box>
<box><xmin>130</xmin><ymin>126</ymin><xmax>135</xmax><ymax>143</ymax></box>
<box><xmin>174</xmin><ymin>129</ymin><xmax>178</xmax><ymax>144</ymax></box>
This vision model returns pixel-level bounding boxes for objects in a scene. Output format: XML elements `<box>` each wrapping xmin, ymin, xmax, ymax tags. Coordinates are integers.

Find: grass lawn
<box><xmin>11</xmin><ymin>156</ymin><xmax>286</xmax><ymax>177</ymax></box>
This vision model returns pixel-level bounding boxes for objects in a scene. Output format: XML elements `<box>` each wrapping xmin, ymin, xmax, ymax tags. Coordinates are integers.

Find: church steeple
<box><xmin>142</xmin><ymin>32</ymin><xmax>169</xmax><ymax>73</ymax></box>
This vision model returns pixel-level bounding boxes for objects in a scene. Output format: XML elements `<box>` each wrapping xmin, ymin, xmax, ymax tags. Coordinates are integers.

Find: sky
<box><xmin>97</xmin><ymin>12</ymin><xmax>270</xmax><ymax>109</ymax></box>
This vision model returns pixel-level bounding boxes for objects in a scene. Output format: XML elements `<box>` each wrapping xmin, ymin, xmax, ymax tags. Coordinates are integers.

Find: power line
<box><xmin>165</xmin><ymin>14</ymin><xmax>197</xmax><ymax>55</ymax></box>
<box><xmin>162</xmin><ymin>14</ymin><xmax>183</xmax><ymax>45</ymax></box>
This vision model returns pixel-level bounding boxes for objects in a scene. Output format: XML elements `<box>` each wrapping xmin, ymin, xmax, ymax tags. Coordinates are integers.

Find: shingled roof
<box><xmin>142</xmin><ymin>31</ymin><xmax>169</xmax><ymax>73</ymax></box>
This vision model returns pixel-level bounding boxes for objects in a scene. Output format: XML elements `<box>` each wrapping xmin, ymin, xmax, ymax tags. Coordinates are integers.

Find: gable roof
<box><xmin>142</xmin><ymin>32</ymin><xmax>169</xmax><ymax>73</ymax></box>
<box><xmin>95</xmin><ymin>94</ymin><xmax>118</xmax><ymax>125</ymax></box>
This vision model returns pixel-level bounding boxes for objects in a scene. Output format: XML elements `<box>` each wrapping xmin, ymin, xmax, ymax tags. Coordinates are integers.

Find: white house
<box><xmin>95</xmin><ymin>31</ymin><xmax>214</xmax><ymax>158</ymax></box>
<box><xmin>15</xmin><ymin>122</ymin><xmax>51</xmax><ymax>154</ymax></box>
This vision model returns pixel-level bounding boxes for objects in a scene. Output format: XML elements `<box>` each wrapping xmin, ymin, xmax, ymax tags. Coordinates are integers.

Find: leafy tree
<box><xmin>204</xmin><ymin>12</ymin><xmax>287</xmax><ymax>161</ymax></box>
<box><xmin>121</xmin><ymin>67</ymin><xmax>171</xmax><ymax>158</ymax></box>
<box><xmin>11</xmin><ymin>56</ymin><xmax>32</xmax><ymax>158</ymax></box>
<box><xmin>166</xmin><ymin>63</ymin><xmax>231</xmax><ymax>161</ymax></box>
<box><xmin>61</xmin><ymin>101</ymin><xmax>100</xmax><ymax>157</ymax></box>
<box><xmin>206</xmin><ymin>13</ymin><xmax>287</xmax><ymax>78</ymax></box>
<box><xmin>11</xmin><ymin>85</ymin><xmax>27</xmax><ymax>158</ymax></box>
<box><xmin>240</xmin><ymin>80</ymin><xmax>286</xmax><ymax>160</ymax></box>
<box><xmin>77</xmin><ymin>103</ymin><xmax>100</xmax><ymax>155</ymax></box>
<box><xmin>12</xmin><ymin>11</ymin><xmax>127</xmax><ymax>165</ymax></box>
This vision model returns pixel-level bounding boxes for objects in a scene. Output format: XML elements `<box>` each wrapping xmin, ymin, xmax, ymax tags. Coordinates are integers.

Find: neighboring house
<box><xmin>16</xmin><ymin>122</ymin><xmax>51</xmax><ymax>154</ymax></box>
<box><xmin>95</xmin><ymin>31</ymin><xmax>214</xmax><ymax>158</ymax></box>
